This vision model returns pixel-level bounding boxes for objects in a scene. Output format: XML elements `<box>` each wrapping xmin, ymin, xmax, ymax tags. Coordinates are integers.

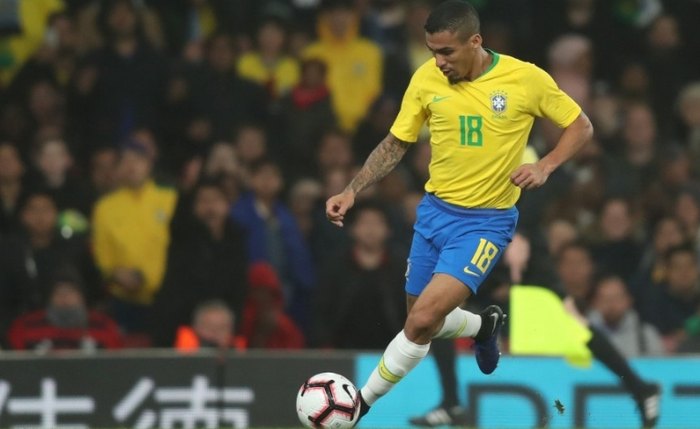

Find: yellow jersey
<box><xmin>92</xmin><ymin>181</ymin><xmax>177</xmax><ymax>305</ymax></box>
<box><xmin>390</xmin><ymin>51</ymin><xmax>581</xmax><ymax>208</ymax></box>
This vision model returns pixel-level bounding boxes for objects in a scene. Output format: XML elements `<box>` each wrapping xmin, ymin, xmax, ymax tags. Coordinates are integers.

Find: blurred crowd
<box><xmin>0</xmin><ymin>0</ymin><xmax>699</xmax><ymax>356</ymax></box>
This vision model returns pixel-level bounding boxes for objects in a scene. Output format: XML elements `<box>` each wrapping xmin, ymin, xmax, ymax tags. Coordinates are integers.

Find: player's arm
<box><xmin>347</xmin><ymin>132</ymin><xmax>410</xmax><ymax>194</ymax></box>
<box><xmin>326</xmin><ymin>133</ymin><xmax>410</xmax><ymax>227</ymax></box>
<box><xmin>538</xmin><ymin>112</ymin><xmax>593</xmax><ymax>176</ymax></box>
<box><xmin>510</xmin><ymin>112</ymin><xmax>593</xmax><ymax>190</ymax></box>
<box><xmin>511</xmin><ymin>64</ymin><xmax>593</xmax><ymax>190</ymax></box>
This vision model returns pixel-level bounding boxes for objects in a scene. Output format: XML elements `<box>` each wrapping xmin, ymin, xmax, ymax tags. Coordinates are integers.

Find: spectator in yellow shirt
<box><xmin>237</xmin><ymin>16</ymin><xmax>299</xmax><ymax>99</ymax></box>
<box><xmin>0</xmin><ymin>0</ymin><xmax>64</xmax><ymax>85</ymax></box>
<box><xmin>91</xmin><ymin>137</ymin><xmax>177</xmax><ymax>333</ymax></box>
<box><xmin>302</xmin><ymin>0</ymin><xmax>383</xmax><ymax>132</ymax></box>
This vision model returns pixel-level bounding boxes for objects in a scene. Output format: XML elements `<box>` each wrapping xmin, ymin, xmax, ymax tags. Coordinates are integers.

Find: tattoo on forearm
<box><xmin>346</xmin><ymin>134</ymin><xmax>410</xmax><ymax>194</ymax></box>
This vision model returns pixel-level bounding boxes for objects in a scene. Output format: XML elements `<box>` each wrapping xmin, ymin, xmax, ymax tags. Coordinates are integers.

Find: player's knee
<box><xmin>404</xmin><ymin>308</ymin><xmax>440</xmax><ymax>343</ymax></box>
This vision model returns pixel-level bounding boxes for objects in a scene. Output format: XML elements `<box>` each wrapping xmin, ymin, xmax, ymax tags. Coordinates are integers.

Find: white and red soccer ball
<box><xmin>296</xmin><ymin>372</ymin><xmax>361</xmax><ymax>429</ymax></box>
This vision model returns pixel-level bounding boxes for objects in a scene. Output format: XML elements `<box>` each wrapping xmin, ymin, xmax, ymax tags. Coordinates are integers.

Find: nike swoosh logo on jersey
<box><xmin>432</xmin><ymin>95</ymin><xmax>451</xmax><ymax>103</ymax></box>
<box><xmin>463</xmin><ymin>266</ymin><xmax>480</xmax><ymax>276</ymax></box>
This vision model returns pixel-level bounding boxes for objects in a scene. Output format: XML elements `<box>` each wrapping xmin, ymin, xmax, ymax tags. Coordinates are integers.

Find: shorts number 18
<box><xmin>470</xmin><ymin>238</ymin><xmax>499</xmax><ymax>273</ymax></box>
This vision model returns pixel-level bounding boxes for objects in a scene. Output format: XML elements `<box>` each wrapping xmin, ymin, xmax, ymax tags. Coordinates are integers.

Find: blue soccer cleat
<box><xmin>474</xmin><ymin>305</ymin><xmax>506</xmax><ymax>374</ymax></box>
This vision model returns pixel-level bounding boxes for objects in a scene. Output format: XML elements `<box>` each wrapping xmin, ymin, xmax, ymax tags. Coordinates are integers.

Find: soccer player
<box><xmin>325</xmin><ymin>1</ymin><xmax>660</xmax><ymax>427</ymax></box>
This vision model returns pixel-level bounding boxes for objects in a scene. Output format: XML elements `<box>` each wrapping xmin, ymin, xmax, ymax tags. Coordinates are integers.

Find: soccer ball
<box><xmin>296</xmin><ymin>372</ymin><xmax>361</xmax><ymax>429</ymax></box>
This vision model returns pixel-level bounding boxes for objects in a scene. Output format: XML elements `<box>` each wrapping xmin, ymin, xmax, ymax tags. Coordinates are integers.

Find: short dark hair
<box><xmin>424</xmin><ymin>0</ymin><xmax>480</xmax><ymax>41</ymax></box>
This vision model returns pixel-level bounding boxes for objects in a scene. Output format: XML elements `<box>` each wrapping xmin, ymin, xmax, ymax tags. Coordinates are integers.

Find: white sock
<box><xmin>360</xmin><ymin>330</ymin><xmax>430</xmax><ymax>406</ymax></box>
<box><xmin>433</xmin><ymin>307</ymin><xmax>482</xmax><ymax>339</ymax></box>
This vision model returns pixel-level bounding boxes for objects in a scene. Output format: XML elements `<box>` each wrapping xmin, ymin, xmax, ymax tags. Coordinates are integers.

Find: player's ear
<box><xmin>470</xmin><ymin>33</ymin><xmax>482</xmax><ymax>49</ymax></box>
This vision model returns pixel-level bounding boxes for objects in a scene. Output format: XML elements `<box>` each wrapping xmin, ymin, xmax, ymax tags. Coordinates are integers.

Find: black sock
<box><xmin>432</xmin><ymin>339</ymin><xmax>459</xmax><ymax>408</ymax></box>
<box><xmin>358</xmin><ymin>391</ymin><xmax>370</xmax><ymax>417</ymax></box>
<box><xmin>587</xmin><ymin>326</ymin><xmax>647</xmax><ymax>397</ymax></box>
<box><xmin>474</xmin><ymin>314</ymin><xmax>490</xmax><ymax>342</ymax></box>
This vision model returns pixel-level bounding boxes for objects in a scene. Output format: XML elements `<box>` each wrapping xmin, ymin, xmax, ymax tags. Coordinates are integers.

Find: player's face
<box><xmin>426</xmin><ymin>30</ymin><xmax>481</xmax><ymax>84</ymax></box>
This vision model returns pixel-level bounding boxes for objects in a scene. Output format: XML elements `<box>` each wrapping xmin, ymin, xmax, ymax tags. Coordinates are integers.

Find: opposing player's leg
<box><xmin>564</xmin><ymin>296</ymin><xmax>661</xmax><ymax>428</ymax></box>
<box><xmin>408</xmin><ymin>339</ymin><xmax>469</xmax><ymax>427</ymax></box>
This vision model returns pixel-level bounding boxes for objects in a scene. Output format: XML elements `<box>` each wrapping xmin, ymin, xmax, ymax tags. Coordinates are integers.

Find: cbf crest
<box><xmin>490</xmin><ymin>90</ymin><xmax>508</xmax><ymax>117</ymax></box>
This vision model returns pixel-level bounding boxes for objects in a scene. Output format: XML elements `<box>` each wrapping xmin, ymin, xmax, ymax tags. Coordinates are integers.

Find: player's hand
<box><xmin>510</xmin><ymin>162</ymin><xmax>549</xmax><ymax>190</ymax></box>
<box><xmin>325</xmin><ymin>190</ymin><xmax>355</xmax><ymax>227</ymax></box>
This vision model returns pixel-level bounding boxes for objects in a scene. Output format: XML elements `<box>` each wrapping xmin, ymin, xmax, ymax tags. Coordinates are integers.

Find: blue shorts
<box><xmin>405</xmin><ymin>193</ymin><xmax>519</xmax><ymax>296</ymax></box>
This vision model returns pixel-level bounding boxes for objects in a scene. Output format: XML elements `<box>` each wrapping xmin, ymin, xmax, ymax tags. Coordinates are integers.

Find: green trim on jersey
<box><xmin>478</xmin><ymin>49</ymin><xmax>500</xmax><ymax>80</ymax></box>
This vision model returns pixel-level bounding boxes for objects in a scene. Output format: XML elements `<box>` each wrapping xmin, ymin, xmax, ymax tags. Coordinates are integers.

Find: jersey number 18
<box><xmin>459</xmin><ymin>115</ymin><xmax>483</xmax><ymax>147</ymax></box>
